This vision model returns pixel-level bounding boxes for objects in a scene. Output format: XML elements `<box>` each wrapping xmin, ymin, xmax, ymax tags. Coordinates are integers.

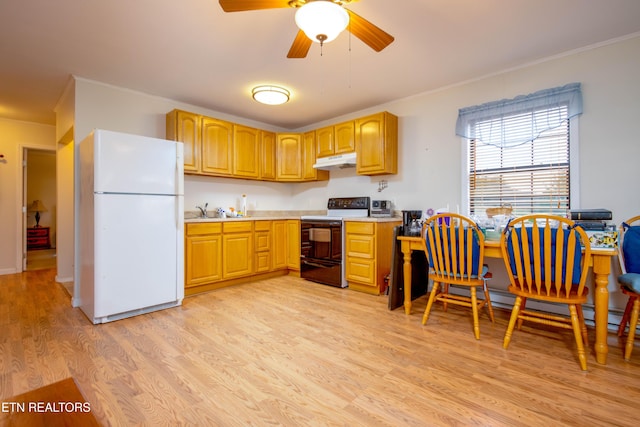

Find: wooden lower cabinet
<box><xmin>286</xmin><ymin>220</ymin><xmax>300</xmax><ymax>271</ymax></box>
<box><xmin>185</xmin><ymin>219</ymin><xmax>298</xmax><ymax>295</ymax></box>
<box><xmin>272</xmin><ymin>220</ymin><xmax>288</xmax><ymax>270</ymax></box>
<box><xmin>222</xmin><ymin>222</ymin><xmax>253</xmax><ymax>278</ymax></box>
<box><xmin>185</xmin><ymin>223</ymin><xmax>223</xmax><ymax>289</ymax></box>
<box><xmin>254</xmin><ymin>221</ymin><xmax>272</xmax><ymax>273</ymax></box>
<box><xmin>345</xmin><ymin>220</ymin><xmax>400</xmax><ymax>295</ymax></box>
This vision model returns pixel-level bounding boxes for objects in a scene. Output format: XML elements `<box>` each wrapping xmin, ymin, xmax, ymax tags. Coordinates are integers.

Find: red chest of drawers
<box><xmin>27</xmin><ymin>227</ymin><xmax>50</xmax><ymax>250</ymax></box>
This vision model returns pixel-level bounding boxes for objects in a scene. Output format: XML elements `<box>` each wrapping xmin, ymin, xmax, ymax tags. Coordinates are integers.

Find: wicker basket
<box><xmin>486</xmin><ymin>205</ymin><xmax>513</xmax><ymax>218</ymax></box>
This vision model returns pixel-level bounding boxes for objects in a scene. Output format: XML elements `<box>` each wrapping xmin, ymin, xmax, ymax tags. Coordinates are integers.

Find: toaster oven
<box><xmin>371</xmin><ymin>200</ymin><xmax>393</xmax><ymax>217</ymax></box>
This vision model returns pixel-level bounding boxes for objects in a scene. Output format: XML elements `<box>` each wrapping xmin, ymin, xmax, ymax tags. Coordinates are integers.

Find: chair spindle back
<box><xmin>501</xmin><ymin>214</ymin><xmax>591</xmax><ymax>299</ymax></box>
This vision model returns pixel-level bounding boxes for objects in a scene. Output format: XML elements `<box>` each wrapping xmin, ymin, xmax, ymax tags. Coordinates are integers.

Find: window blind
<box><xmin>469</xmin><ymin>106</ymin><xmax>570</xmax><ymax>217</ymax></box>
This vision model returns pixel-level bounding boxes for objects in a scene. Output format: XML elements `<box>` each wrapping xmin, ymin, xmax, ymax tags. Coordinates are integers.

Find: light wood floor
<box><xmin>1</xmin><ymin>269</ymin><xmax>639</xmax><ymax>426</ymax></box>
<box><xmin>25</xmin><ymin>249</ymin><xmax>56</xmax><ymax>271</ymax></box>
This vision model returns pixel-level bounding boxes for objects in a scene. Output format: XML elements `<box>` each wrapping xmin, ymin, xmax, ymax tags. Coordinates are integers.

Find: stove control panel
<box><xmin>327</xmin><ymin>197</ymin><xmax>370</xmax><ymax>210</ymax></box>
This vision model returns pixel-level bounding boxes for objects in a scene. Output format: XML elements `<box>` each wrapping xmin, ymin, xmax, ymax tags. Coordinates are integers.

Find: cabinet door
<box><xmin>302</xmin><ymin>131</ymin><xmax>322</xmax><ymax>181</ymax></box>
<box><xmin>346</xmin><ymin>257</ymin><xmax>376</xmax><ymax>285</ymax></box>
<box><xmin>260</xmin><ymin>130</ymin><xmax>277</xmax><ymax>180</ymax></box>
<box><xmin>334</xmin><ymin>120</ymin><xmax>355</xmax><ymax>154</ymax></box>
<box><xmin>276</xmin><ymin>134</ymin><xmax>303</xmax><ymax>181</ymax></box>
<box><xmin>286</xmin><ymin>220</ymin><xmax>300</xmax><ymax>270</ymax></box>
<box><xmin>355</xmin><ymin>112</ymin><xmax>398</xmax><ymax>175</ymax></box>
<box><xmin>346</xmin><ymin>233</ymin><xmax>375</xmax><ymax>258</ymax></box>
<box><xmin>272</xmin><ymin>220</ymin><xmax>288</xmax><ymax>270</ymax></box>
<box><xmin>255</xmin><ymin>229</ymin><xmax>271</xmax><ymax>273</ymax></box>
<box><xmin>234</xmin><ymin>125</ymin><xmax>260</xmax><ymax>178</ymax></box>
<box><xmin>185</xmin><ymin>234</ymin><xmax>222</xmax><ymax>287</ymax></box>
<box><xmin>223</xmin><ymin>232</ymin><xmax>253</xmax><ymax>278</ymax></box>
<box><xmin>254</xmin><ymin>221</ymin><xmax>272</xmax><ymax>273</ymax></box>
<box><xmin>315</xmin><ymin>125</ymin><xmax>334</xmax><ymax>158</ymax></box>
<box><xmin>202</xmin><ymin>117</ymin><xmax>234</xmax><ymax>176</ymax></box>
<box><xmin>166</xmin><ymin>109</ymin><xmax>200</xmax><ymax>173</ymax></box>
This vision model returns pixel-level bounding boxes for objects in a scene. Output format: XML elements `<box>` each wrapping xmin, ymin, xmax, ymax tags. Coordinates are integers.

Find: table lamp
<box><xmin>29</xmin><ymin>200</ymin><xmax>47</xmax><ymax>227</ymax></box>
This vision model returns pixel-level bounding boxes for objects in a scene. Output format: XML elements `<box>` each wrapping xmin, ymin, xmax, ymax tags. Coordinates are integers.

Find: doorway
<box><xmin>24</xmin><ymin>148</ymin><xmax>57</xmax><ymax>271</ymax></box>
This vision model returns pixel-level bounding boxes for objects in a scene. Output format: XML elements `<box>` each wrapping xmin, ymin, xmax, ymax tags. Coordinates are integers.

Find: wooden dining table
<box><xmin>397</xmin><ymin>235</ymin><xmax>617</xmax><ymax>365</ymax></box>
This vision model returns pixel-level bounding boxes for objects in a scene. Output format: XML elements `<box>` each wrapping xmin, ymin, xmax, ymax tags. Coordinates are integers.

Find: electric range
<box><xmin>300</xmin><ymin>197</ymin><xmax>370</xmax><ymax>287</ymax></box>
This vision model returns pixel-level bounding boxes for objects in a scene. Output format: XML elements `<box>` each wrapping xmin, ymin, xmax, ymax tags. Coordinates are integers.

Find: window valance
<box><xmin>455</xmin><ymin>83</ymin><xmax>583</xmax><ymax>148</ymax></box>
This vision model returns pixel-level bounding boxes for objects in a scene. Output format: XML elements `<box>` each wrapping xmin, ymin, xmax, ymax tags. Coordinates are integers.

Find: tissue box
<box><xmin>585</xmin><ymin>230</ymin><xmax>618</xmax><ymax>249</ymax></box>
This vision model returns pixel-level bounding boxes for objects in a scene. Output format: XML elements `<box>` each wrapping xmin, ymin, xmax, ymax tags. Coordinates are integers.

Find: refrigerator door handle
<box><xmin>175</xmin><ymin>143</ymin><xmax>184</xmax><ymax>196</ymax></box>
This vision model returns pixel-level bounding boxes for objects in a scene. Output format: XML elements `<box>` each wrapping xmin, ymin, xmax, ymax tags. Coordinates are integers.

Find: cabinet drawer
<box><xmin>346</xmin><ymin>222</ymin><xmax>374</xmax><ymax>234</ymax></box>
<box><xmin>186</xmin><ymin>222</ymin><xmax>222</xmax><ymax>236</ymax></box>
<box><xmin>255</xmin><ymin>231</ymin><xmax>271</xmax><ymax>252</ymax></box>
<box><xmin>223</xmin><ymin>221</ymin><xmax>253</xmax><ymax>233</ymax></box>
<box><xmin>27</xmin><ymin>228</ymin><xmax>48</xmax><ymax>237</ymax></box>
<box><xmin>256</xmin><ymin>252</ymin><xmax>271</xmax><ymax>273</ymax></box>
<box><xmin>346</xmin><ymin>234</ymin><xmax>375</xmax><ymax>258</ymax></box>
<box><xmin>254</xmin><ymin>221</ymin><xmax>272</xmax><ymax>231</ymax></box>
<box><xmin>346</xmin><ymin>258</ymin><xmax>376</xmax><ymax>285</ymax></box>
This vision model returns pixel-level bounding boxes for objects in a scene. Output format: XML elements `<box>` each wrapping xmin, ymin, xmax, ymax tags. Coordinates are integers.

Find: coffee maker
<box><xmin>402</xmin><ymin>210</ymin><xmax>423</xmax><ymax>236</ymax></box>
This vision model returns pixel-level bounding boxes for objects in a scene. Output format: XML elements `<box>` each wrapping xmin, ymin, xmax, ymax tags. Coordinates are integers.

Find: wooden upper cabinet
<box><xmin>260</xmin><ymin>130</ymin><xmax>277</xmax><ymax>180</ymax></box>
<box><xmin>201</xmin><ymin>117</ymin><xmax>234</xmax><ymax>176</ymax></box>
<box><xmin>276</xmin><ymin>133</ymin><xmax>303</xmax><ymax>181</ymax></box>
<box><xmin>302</xmin><ymin>131</ymin><xmax>328</xmax><ymax>181</ymax></box>
<box><xmin>168</xmin><ymin>108</ymin><xmax>397</xmax><ymax>180</ymax></box>
<box><xmin>166</xmin><ymin>109</ymin><xmax>200</xmax><ymax>173</ymax></box>
<box><xmin>315</xmin><ymin>125</ymin><xmax>334</xmax><ymax>158</ymax></box>
<box><xmin>233</xmin><ymin>125</ymin><xmax>259</xmax><ymax>178</ymax></box>
<box><xmin>334</xmin><ymin>121</ymin><xmax>355</xmax><ymax>154</ymax></box>
<box><xmin>316</xmin><ymin>121</ymin><xmax>355</xmax><ymax>158</ymax></box>
<box><xmin>355</xmin><ymin>112</ymin><xmax>398</xmax><ymax>176</ymax></box>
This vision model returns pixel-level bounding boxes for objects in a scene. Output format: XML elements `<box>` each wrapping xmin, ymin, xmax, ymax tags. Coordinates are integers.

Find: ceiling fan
<box><xmin>218</xmin><ymin>0</ymin><xmax>395</xmax><ymax>58</ymax></box>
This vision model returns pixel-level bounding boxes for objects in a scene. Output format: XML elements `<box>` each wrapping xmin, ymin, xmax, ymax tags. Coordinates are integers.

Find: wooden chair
<box><xmin>500</xmin><ymin>214</ymin><xmax>591</xmax><ymax>370</ymax></box>
<box><xmin>616</xmin><ymin>215</ymin><xmax>640</xmax><ymax>361</ymax></box>
<box><xmin>421</xmin><ymin>213</ymin><xmax>494</xmax><ymax>340</ymax></box>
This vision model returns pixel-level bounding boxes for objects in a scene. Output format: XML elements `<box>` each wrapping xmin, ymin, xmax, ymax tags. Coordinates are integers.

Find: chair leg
<box><xmin>624</xmin><ymin>298</ymin><xmax>640</xmax><ymax>361</ymax></box>
<box><xmin>442</xmin><ymin>283</ymin><xmax>449</xmax><ymax>312</ymax></box>
<box><xmin>503</xmin><ymin>296</ymin><xmax>523</xmax><ymax>349</ymax></box>
<box><xmin>483</xmin><ymin>280</ymin><xmax>495</xmax><ymax>323</ymax></box>
<box><xmin>569</xmin><ymin>304</ymin><xmax>588</xmax><ymax>371</ymax></box>
<box><xmin>618</xmin><ymin>296</ymin><xmax>635</xmax><ymax>337</ymax></box>
<box><xmin>422</xmin><ymin>282</ymin><xmax>441</xmax><ymax>325</ymax></box>
<box><xmin>517</xmin><ymin>298</ymin><xmax>527</xmax><ymax>330</ymax></box>
<box><xmin>576</xmin><ymin>304</ymin><xmax>588</xmax><ymax>347</ymax></box>
<box><xmin>470</xmin><ymin>287</ymin><xmax>480</xmax><ymax>340</ymax></box>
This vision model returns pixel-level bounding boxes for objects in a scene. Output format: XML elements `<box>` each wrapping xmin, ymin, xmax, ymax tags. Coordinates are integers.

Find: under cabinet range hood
<box><xmin>313</xmin><ymin>152</ymin><xmax>357</xmax><ymax>170</ymax></box>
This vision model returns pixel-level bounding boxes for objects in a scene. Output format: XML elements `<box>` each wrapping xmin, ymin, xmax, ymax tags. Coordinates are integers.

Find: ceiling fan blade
<box><xmin>346</xmin><ymin>9</ymin><xmax>394</xmax><ymax>52</ymax></box>
<box><xmin>219</xmin><ymin>0</ymin><xmax>292</xmax><ymax>12</ymax></box>
<box><xmin>287</xmin><ymin>30</ymin><xmax>312</xmax><ymax>58</ymax></box>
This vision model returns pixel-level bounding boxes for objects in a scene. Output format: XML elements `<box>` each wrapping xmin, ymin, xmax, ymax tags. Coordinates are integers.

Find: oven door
<box><xmin>300</xmin><ymin>219</ymin><xmax>343</xmax><ymax>287</ymax></box>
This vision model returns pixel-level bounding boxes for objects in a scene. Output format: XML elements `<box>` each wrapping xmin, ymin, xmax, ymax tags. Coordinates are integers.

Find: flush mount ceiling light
<box><xmin>295</xmin><ymin>0</ymin><xmax>349</xmax><ymax>45</ymax></box>
<box><xmin>252</xmin><ymin>85</ymin><xmax>290</xmax><ymax>105</ymax></box>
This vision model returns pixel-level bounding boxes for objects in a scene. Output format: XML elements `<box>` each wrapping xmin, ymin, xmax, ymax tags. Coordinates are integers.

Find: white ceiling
<box><xmin>1</xmin><ymin>0</ymin><xmax>640</xmax><ymax>130</ymax></box>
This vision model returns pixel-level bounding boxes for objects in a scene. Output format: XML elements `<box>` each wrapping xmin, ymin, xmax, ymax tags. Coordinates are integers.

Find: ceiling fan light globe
<box><xmin>295</xmin><ymin>1</ymin><xmax>349</xmax><ymax>44</ymax></box>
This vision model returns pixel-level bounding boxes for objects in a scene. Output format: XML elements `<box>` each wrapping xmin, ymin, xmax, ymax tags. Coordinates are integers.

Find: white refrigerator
<box><xmin>78</xmin><ymin>129</ymin><xmax>184</xmax><ymax>324</ymax></box>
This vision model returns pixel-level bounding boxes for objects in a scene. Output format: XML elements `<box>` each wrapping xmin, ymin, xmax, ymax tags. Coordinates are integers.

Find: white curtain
<box><xmin>455</xmin><ymin>83</ymin><xmax>583</xmax><ymax>148</ymax></box>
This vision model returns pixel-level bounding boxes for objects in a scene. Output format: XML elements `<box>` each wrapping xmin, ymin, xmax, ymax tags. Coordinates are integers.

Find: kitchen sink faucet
<box><xmin>196</xmin><ymin>203</ymin><xmax>208</xmax><ymax>218</ymax></box>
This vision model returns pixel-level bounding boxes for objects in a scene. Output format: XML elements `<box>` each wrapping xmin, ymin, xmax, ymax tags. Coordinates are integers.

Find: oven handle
<box><xmin>301</xmin><ymin>259</ymin><xmax>338</xmax><ymax>268</ymax></box>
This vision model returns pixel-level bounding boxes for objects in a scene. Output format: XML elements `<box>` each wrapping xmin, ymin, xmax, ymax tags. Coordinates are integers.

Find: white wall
<box><xmin>54</xmin><ymin>80</ymin><xmax>75</xmax><ymax>284</ymax></box>
<box><xmin>0</xmin><ymin>118</ymin><xmax>56</xmax><ymax>274</ymax></box>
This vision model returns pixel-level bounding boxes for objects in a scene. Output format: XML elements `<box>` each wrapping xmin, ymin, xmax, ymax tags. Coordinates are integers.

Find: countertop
<box><xmin>184</xmin><ymin>213</ymin><xmax>403</xmax><ymax>224</ymax></box>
